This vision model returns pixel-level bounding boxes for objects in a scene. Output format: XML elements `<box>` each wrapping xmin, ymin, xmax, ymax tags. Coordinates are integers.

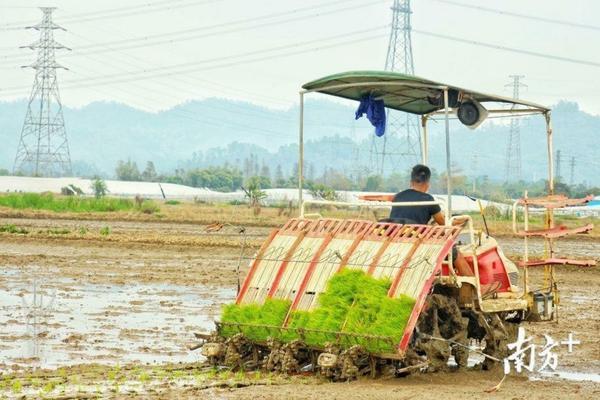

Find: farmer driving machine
<box><xmin>197</xmin><ymin>72</ymin><xmax>595</xmax><ymax>378</ymax></box>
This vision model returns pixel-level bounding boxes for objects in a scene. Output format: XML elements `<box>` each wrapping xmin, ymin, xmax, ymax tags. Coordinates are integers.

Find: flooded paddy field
<box><xmin>0</xmin><ymin>268</ymin><xmax>234</xmax><ymax>369</ymax></box>
<box><xmin>0</xmin><ymin>216</ymin><xmax>598</xmax><ymax>398</ymax></box>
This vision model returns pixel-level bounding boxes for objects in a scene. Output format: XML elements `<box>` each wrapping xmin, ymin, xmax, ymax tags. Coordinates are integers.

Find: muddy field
<box><xmin>0</xmin><ymin>216</ymin><xmax>599</xmax><ymax>399</ymax></box>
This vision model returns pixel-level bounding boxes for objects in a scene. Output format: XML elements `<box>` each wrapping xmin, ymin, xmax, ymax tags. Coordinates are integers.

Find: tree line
<box><xmin>113</xmin><ymin>159</ymin><xmax>598</xmax><ymax>201</ymax></box>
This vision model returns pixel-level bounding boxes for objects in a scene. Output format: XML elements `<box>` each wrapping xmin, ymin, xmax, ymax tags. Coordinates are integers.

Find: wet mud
<box><xmin>0</xmin><ymin>216</ymin><xmax>598</xmax><ymax>398</ymax></box>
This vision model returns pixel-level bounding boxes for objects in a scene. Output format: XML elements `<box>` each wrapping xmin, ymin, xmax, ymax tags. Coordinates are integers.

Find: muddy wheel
<box><xmin>263</xmin><ymin>337</ymin><xmax>285</xmax><ymax>372</ymax></box>
<box><xmin>338</xmin><ymin>345</ymin><xmax>370</xmax><ymax>381</ymax></box>
<box><xmin>223</xmin><ymin>333</ymin><xmax>257</xmax><ymax>371</ymax></box>
<box><xmin>416</xmin><ymin>294</ymin><xmax>469</xmax><ymax>371</ymax></box>
<box><xmin>468</xmin><ymin>312</ymin><xmax>519</xmax><ymax>370</ymax></box>
<box><xmin>452</xmin><ymin>339</ymin><xmax>470</xmax><ymax>368</ymax></box>
<box><xmin>280</xmin><ymin>339</ymin><xmax>311</xmax><ymax>374</ymax></box>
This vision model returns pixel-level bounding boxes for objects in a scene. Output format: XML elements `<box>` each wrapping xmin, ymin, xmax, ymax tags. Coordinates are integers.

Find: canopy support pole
<box><xmin>443</xmin><ymin>88</ymin><xmax>452</xmax><ymax>223</ymax></box>
<box><xmin>421</xmin><ymin>115</ymin><xmax>429</xmax><ymax>165</ymax></box>
<box><xmin>544</xmin><ymin>111</ymin><xmax>554</xmax><ymax>195</ymax></box>
<box><xmin>298</xmin><ymin>91</ymin><xmax>305</xmax><ymax>217</ymax></box>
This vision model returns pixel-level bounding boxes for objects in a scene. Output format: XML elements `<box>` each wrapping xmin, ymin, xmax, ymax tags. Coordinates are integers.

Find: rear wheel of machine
<box><xmin>466</xmin><ymin>311</ymin><xmax>520</xmax><ymax>370</ymax></box>
<box><xmin>416</xmin><ymin>294</ymin><xmax>470</xmax><ymax>371</ymax></box>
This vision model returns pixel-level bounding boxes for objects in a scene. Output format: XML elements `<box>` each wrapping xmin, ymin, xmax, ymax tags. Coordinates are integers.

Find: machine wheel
<box><xmin>416</xmin><ymin>294</ymin><xmax>470</xmax><ymax>371</ymax></box>
<box><xmin>468</xmin><ymin>311</ymin><xmax>519</xmax><ymax>370</ymax></box>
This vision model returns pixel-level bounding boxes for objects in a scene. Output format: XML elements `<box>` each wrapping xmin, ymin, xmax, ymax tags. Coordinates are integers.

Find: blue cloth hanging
<box><xmin>355</xmin><ymin>94</ymin><xmax>386</xmax><ymax>137</ymax></box>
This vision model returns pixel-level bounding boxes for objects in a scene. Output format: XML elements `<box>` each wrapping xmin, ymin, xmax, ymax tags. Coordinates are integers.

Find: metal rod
<box><xmin>443</xmin><ymin>88</ymin><xmax>452</xmax><ymax>221</ymax></box>
<box><xmin>421</xmin><ymin>115</ymin><xmax>428</xmax><ymax>164</ymax></box>
<box><xmin>300</xmin><ymin>199</ymin><xmax>448</xmax><ymax>219</ymax></box>
<box><xmin>428</xmin><ymin>108</ymin><xmax>546</xmax><ymax>116</ymax></box>
<box><xmin>299</xmin><ymin>91</ymin><xmax>304</xmax><ymax>217</ymax></box>
<box><xmin>523</xmin><ymin>191</ymin><xmax>529</xmax><ymax>294</ymax></box>
<box><xmin>420</xmin><ymin>334</ymin><xmax>501</xmax><ymax>362</ymax></box>
<box><xmin>545</xmin><ymin>111</ymin><xmax>554</xmax><ymax>195</ymax></box>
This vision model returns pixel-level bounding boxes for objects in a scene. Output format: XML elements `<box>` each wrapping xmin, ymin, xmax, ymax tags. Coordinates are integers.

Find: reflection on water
<box><xmin>0</xmin><ymin>266</ymin><xmax>235</xmax><ymax>370</ymax></box>
<box><xmin>21</xmin><ymin>275</ymin><xmax>57</xmax><ymax>366</ymax></box>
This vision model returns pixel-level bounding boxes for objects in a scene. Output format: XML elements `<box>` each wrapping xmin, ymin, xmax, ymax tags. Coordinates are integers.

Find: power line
<box><xmin>413</xmin><ymin>29</ymin><xmax>600</xmax><ymax>69</ymax></box>
<box><xmin>0</xmin><ymin>26</ymin><xmax>387</xmax><ymax>95</ymax></box>
<box><xmin>0</xmin><ymin>0</ymin><xmax>220</xmax><ymax>30</ymax></box>
<box><xmin>61</xmin><ymin>24</ymin><xmax>363</xmax><ymax>131</ymax></box>
<box><xmin>0</xmin><ymin>0</ymin><xmax>385</xmax><ymax>62</ymax></box>
<box><xmin>427</xmin><ymin>0</ymin><xmax>600</xmax><ymax>32</ymax></box>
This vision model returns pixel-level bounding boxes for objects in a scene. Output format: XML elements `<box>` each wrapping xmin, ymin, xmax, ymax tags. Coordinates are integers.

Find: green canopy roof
<box><xmin>302</xmin><ymin>71</ymin><xmax>549</xmax><ymax>115</ymax></box>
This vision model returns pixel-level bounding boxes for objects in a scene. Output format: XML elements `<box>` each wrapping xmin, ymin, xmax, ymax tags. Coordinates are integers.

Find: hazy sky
<box><xmin>1</xmin><ymin>0</ymin><xmax>600</xmax><ymax>114</ymax></box>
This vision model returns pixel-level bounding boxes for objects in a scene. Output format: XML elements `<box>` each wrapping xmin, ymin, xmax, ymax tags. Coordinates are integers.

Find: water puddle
<box><xmin>0</xmin><ymin>267</ymin><xmax>234</xmax><ymax>369</ymax></box>
<box><xmin>533</xmin><ymin>370</ymin><xmax>600</xmax><ymax>383</ymax></box>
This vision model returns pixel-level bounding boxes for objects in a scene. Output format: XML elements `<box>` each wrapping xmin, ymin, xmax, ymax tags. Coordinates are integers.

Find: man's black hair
<box><xmin>411</xmin><ymin>164</ymin><xmax>431</xmax><ymax>184</ymax></box>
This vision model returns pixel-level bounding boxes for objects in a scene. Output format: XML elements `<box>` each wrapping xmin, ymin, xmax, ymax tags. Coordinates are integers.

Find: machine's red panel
<box><xmin>465</xmin><ymin>248</ymin><xmax>511</xmax><ymax>293</ymax></box>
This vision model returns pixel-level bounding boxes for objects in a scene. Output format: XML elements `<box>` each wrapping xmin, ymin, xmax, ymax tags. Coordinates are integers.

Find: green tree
<box><xmin>91</xmin><ymin>177</ymin><xmax>108</xmax><ymax>198</ymax></box>
<box><xmin>327</xmin><ymin>170</ymin><xmax>353</xmax><ymax>191</ymax></box>
<box><xmin>0</xmin><ymin>168</ymin><xmax>9</xmax><ymax>176</ymax></box>
<box><xmin>384</xmin><ymin>172</ymin><xmax>408</xmax><ymax>192</ymax></box>
<box><xmin>260</xmin><ymin>164</ymin><xmax>271</xmax><ymax>181</ymax></box>
<box><xmin>243</xmin><ymin>176</ymin><xmax>267</xmax><ymax>214</ymax></box>
<box><xmin>274</xmin><ymin>164</ymin><xmax>285</xmax><ymax>188</ymax></box>
<box><xmin>184</xmin><ymin>166</ymin><xmax>243</xmax><ymax>192</ymax></box>
<box><xmin>142</xmin><ymin>161</ymin><xmax>157</xmax><ymax>182</ymax></box>
<box><xmin>115</xmin><ymin>160</ymin><xmax>141</xmax><ymax>181</ymax></box>
<box><xmin>309</xmin><ymin>183</ymin><xmax>338</xmax><ymax>201</ymax></box>
<box><xmin>363</xmin><ymin>175</ymin><xmax>383</xmax><ymax>192</ymax></box>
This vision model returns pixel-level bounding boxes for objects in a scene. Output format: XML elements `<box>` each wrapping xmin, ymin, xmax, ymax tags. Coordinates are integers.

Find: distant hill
<box><xmin>0</xmin><ymin>97</ymin><xmax>598</xmax><ymax>184</ymax></box>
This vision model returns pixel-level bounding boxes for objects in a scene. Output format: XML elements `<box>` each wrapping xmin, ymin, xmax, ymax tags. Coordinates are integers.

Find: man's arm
<box><xmin>432</xmin><ymin>211</ymin><xmax>467</xmax><ymax>226</ymax></box>
<box><xmin>432</xmin><ymin>211</ymin><xmax>446</xmax><ymax>225</ymax></box>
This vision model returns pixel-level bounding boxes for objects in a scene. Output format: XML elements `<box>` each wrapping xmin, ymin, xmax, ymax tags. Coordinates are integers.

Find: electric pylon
<box><xmin>555</xmin><ymin>149</ymin><xmax>562</xmax><ymax>182</ymax></box>
<box><xmin>569</xmin><ymin>156</ymin><xmax>575</xmax><ymax>186</ymax></box>
<box><xmin>369</xmin><ymin>0</ymin><xmax>421</xmax><ymax>175</ymax></box>
<box><xmin>504</xmin><ymin>75</ymin><xmax>526</xmax><ymax>182</ymax></box>
<box><xmin>13</xmin><ymin>7</ymin><xmax>72</xmax><ymax>177</ymax></box>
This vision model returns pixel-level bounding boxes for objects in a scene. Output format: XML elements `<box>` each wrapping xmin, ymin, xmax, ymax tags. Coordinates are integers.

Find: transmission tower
<box><xmin>504</xmin><ymin>75</ymin><xmax>526</xmax><ymax>182</ymax></box>
<box><xmin>555</xmin><ymin>149</ymin><xmax>562</xmax><ymax>182</ymax></box>
<box><xmin>569</xmin><ymin>156</ymin><xmax>576</xmax><ymax>186</ymax></box>
<box><xmin>369</xmin><ymin>0</ymin><xmax>421</xmax><ymax>175</ymax></box>
<box><xmin>13</xmin><ymin>7</ymin><xmax>72</xmax><ymax>177</ymax></box>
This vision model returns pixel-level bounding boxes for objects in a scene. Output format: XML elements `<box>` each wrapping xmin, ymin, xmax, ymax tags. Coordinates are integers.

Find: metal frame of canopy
<box><xmin>297</xmin><ymin>75</ymin><xmax>554</xmax><ymax>221</ymax></box>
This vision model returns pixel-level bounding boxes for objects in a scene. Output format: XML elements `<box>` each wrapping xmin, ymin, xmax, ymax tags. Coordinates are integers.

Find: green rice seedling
<box><xmin>45</xmin><ymin>228</ymin><xmax>71</xmax><ymax>235</ymax></box>
<box><xmin>139</xmin><ymin>371</ymin><xmax>150</xmax><ymax>385</ymax></box>
<box><xmin>42</xmin><ymin>381</ymin><xmax>56</xmax><ymax>394</ymax></box>
<box><xmin>220</xmin><ymin>299</ymin><xmax>291</xmax><ymax>341</ymax></box>
<box><xmin>234</xmin><ymin>371</ymin><xmax>245</xmax><ymax>382</ymax></box>
<box><xmin>219</xmin><ymin>269</ymin><xmax>416</xmax><ymax>353</ymax></box>
<box><xmin>11</xmin><ymin>379</ymin><xmax>22</xmax><ymax>394</ymax></box>
<box><xmin>0</xmin><ymin>224</ymin><xmax>28</xmax><ymax>234</ymax></box>
<box><xmin>287</xmin><ymin>269</ymin><xmax>415</xmax><ymax>353</ymax></box>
